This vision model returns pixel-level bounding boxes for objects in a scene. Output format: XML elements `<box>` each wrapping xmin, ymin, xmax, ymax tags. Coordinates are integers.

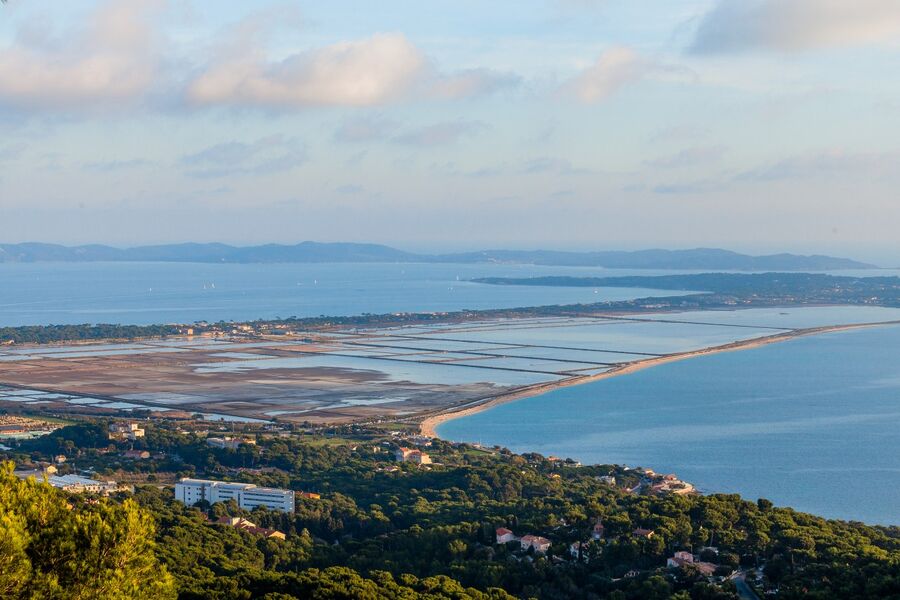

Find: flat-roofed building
<box><xmin>174</xmin><ymin>478</ymin><xmax>295</xmax><ymax>513</ymax></box>
<box><xmin>15</xmin><ymin>471</ymin><xmax>121</xmax><ymax>494</ymax></box>
<box><xmin>109</xmin><ymin>422</ymin><xmax>145</xmax><ymax>441</ymax></box>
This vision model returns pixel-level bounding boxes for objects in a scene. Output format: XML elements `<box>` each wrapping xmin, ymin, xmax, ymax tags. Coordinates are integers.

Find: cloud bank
<box><xmin>180</xmin><ymin>135</ymin><xmax>306</xmax><ymax>178</ymax></box>
<box><xmin>564</xmin><ymin>47</ymin><xmax>649</xmax><ymax>102</ymax></box>
<box><xmin>188</xmin><ymin>33</ymin><xmax>427</xmax><ymax>108</ymax></box>
<box><xmin>0</xmin><ymin>0</ymin><xmax>163</xmax><ymax>108</ymax></box>
<box><xmin>692</xmin><ymin>0</ymin><xmax>900</xmax><ymax>53</ymax></box>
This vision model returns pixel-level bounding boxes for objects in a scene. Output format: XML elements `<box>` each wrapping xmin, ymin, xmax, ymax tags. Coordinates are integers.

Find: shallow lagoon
<box><xmin>438</xmin><ymin>324</ymin><xmax>900</xmax><ymax>525</ymax></box>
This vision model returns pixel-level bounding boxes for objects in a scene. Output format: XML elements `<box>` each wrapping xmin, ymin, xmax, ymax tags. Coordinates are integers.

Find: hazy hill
<box><xmin>0</xmin><ymin>242</ymin><xmax>418</xmax><ymax>264</ymax></box>
<box><xmin>0</xmin><ymin>242</ymin><xmax>875</xmax><ymax>270</ymax></box>
<box><xmin>432</xmin><ymin>248</ymin><xmax>874</xmax><ymax>270</ymax></box>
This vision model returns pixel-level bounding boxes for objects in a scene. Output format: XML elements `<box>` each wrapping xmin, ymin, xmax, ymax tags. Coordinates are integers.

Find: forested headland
<box><xmin>2</xmin><ymin>420</ymin><xmax>898</xmax><ymax>599</ymax></box>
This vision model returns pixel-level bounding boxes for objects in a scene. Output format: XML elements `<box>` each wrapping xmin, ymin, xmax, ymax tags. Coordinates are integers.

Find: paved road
<box><xmin>732</xmin><ymin>573</ymin><xmax>762</xmax><ymax>600</ymax></box>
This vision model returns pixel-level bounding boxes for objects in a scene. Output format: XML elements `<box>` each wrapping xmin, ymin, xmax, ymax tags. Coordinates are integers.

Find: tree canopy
<box><xmin>0</xmin><ymin>461</ymin><xmax>176</xmax><ymax>599</ymax></box>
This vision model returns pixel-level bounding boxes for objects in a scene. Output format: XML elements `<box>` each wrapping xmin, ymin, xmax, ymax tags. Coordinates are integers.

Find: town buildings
<box><xmin>174</xmin><ymin>478</ymin><xmax>295</xmax><ymax>513</ymax></box>
<box><xmin>108</xmin><ymin>422</ymin><xmax>145</xmax><ymax>441</ymax></box>
<box><xmin>0</xmin><ymin>416</ymin><xmax>58</xmax><ymax>439</ymax></box>
<box><xmin>495</xmin><ymin>527</ymin><xmax>554</xmax><ymax>554</ymax></box>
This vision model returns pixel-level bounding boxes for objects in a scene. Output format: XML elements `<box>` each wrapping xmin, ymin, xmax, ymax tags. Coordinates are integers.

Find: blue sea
<box><xmin>0</xmin><ymin>262</ymin><xmax>693</xmax><ymax>327</ymax></box>
<box><xmin>3</xmin><ymin>261</ymin><xmax>899</xmax><ymax>524</ymax></box>
<box><xmin>439</xmin><ymin>325</ymin><xmax>900</xmax><ymax>525</ymax></box>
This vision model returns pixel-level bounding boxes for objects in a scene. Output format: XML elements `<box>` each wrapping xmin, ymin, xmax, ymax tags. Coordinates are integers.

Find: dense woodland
<box><xmin>474</xmin><ymin>273</ymin><xmax>900</xmax><ymax>308</ymax></box>
<box><xmin>3</xmin><ymin>420</ymin><xmax>899</xmax><ymax>599</ymax></box>
<box><xmin>0</xmin><ymin>323</ymin><xmax>182</xmax><ymax>344</ymax></box>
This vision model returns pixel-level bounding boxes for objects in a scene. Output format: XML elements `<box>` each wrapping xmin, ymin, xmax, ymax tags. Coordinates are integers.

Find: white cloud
<box><xmin>393</xmin><ymin>121</ymin><xmax>488</xmax><ymax>147</ymax></box>
<box><xmin>521</xmin><ymin>157</ymin><xmax>590</xmax><ymax>175</ymax></box>
<box><xmin>563</xmin><ymin>46</ymin><xmax>649</xmax><ymax>103</ymax></box>
<box><xmin>0</xmin><ymin>5</ymin><xmax>523</xmax><ymax>113</ymax></box>
<box><xmin>429</xmin><ymin>68</ymin><xmax>521</xmax><ymax>100</ymax></box>
<box><xmin>188</xmin><ymin>33</ymin><xmax>427</xmax><ymax>108</ymax></box>
<box><xmin>334</xmin><ymin>115</ymin><xmax>400</xmax><ymax>142</ymax></box>
<box><xmin>645</xmin><ymin>146</ymin><xmax>726</xmax><ymax>169</ymax></box>
<box><xmin>736</xmin><ymin>150</ymin><xmax>900</xmax><ymax>181</ymax></box>
<box><xmin>0</xmin><ymin>142</ymin><xmax>27</xmax><ymax>161</ymax></box>
<box><xmin>336</xmin><ymin>184</ymin><xmax>364</xmax><ymax>195</ymax></box>
<box><xmin>692</xmin><ymin>0</ymin><xmax>900</xmax><ymax>53</ymax></box>
<box><xmin>652</xmin><ymin>179</ymin><xmax>723</xmax><ymax>195</ymax></box>
<box><xmin>179</xmin><ymin>135</ymin><xmax>306</xmax><ymax>178</ymax></box>
<box><xmin>0</xmin><ymin>0</ymin><xmax>163</xmax><ymax>108</ymax></box>
<box><xmin>82</xmin><ymin>158</ymin><xmax>153</xmax><ymax>172</ymax></box>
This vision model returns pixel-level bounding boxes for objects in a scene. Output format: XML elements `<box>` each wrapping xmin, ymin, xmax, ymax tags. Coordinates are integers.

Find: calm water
<box><xmin>0</xmin><ymin>262</ymin><xmax>695</xmax><ymax>327</ymax></box>
<box><xmin>439</xmin><ymin>324</ymin><xmax>900</xmax><ymax>525</ymax></box>
<box><xmin>1</xmin><ymin>262</ymin><xmax>897</xmax><ymax>327</ymax></box>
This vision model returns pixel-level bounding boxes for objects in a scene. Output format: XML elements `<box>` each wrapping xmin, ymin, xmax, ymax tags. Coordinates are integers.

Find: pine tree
<box><xmin>0</xmin><ymin>462</ymin><xmax>176</xmax><ymax>599</ymax></box>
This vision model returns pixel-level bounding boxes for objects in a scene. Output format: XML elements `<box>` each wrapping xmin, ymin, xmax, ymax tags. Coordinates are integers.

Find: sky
<box><xmin>0</xmin><ymin>0</ymin><xmax>899</xmax><ymax>263</ymax></box>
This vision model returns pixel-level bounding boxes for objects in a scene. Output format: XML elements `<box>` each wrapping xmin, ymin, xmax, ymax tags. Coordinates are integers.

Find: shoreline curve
<box><xmin>418</xmin><ymin>319</ymin><xmax>900</xmax><ymax>438</ymax></box>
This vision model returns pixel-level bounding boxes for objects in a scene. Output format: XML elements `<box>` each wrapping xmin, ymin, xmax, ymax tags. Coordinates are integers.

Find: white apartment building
<box><xmin>174</xmin><ymin>478</ymin><xmax>295</xmax><ymax>513</ymax></box>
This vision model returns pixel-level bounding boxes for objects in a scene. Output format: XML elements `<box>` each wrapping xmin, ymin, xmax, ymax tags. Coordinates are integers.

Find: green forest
<box><xmin>2</xmin><ymin>420</ymin><xmax>899</xmax><ymax>599</ymax></box>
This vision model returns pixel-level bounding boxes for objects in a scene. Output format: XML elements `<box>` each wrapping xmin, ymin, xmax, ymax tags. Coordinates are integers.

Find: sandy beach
<box><xmin>418</xmin><ymin>319</ymin><xmax>900</xmax><ymax>438</ymax></box>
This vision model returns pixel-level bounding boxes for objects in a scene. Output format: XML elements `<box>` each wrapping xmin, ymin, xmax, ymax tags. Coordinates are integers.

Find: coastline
<box><xmin>418</xmin><ymin>319</ymin><xmax>900</xmax><ymax>438</ymax></box>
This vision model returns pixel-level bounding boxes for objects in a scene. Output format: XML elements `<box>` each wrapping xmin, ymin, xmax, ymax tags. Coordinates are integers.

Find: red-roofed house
<box><xmin>667</xmin><ymin>551</ymin><xmax>716</xmax><ymax>576</ymax></box>
<box><xmin>520</xmin><ymin>535</ymin><xmax>551</xmax><ymax>553</ymax></box>
<box><xmin>496</xmin><ymin>527</ymin><xmax>516</xmax><ymax>544</ymax></box>
<box><xmin>667</xmin><ymin>551</ymin><xmax>694</xmax><ymax>568</ymax></box>
<box><xmin>395</xmin><ymin>447</ymin><xmax>433</xmax><ymax>464</ymax></box>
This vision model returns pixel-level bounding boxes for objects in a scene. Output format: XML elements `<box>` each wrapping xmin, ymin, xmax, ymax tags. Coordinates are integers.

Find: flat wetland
<box><xmin>3</xmin><ymin>306</ymin><xmax>900</xmax><ymax>426</ymax></box>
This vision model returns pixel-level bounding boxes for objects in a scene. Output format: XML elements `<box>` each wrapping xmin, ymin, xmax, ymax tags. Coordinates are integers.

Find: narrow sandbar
<box><xmin>419</xmin><ymin>320</ymin><xmax>900</xmax><ymax>438</ymax></box>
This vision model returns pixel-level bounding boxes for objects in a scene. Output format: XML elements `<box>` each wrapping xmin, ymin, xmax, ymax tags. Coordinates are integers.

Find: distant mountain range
<box><xmin>0</xmin><ymin>242</ymin><xmax>876</xmax><ymax>271</ymax></box>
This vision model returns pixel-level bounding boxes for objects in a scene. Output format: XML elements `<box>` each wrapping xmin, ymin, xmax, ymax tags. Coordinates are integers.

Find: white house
<box><xmin>496</xmin><ymin>527</ymin><xmax>517</xmax><ymax>544</ymax></box>
<box><xmin>174</xmin><ymin>478</ymin><xmax>294</xmax><ymax>513</ymax></box>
